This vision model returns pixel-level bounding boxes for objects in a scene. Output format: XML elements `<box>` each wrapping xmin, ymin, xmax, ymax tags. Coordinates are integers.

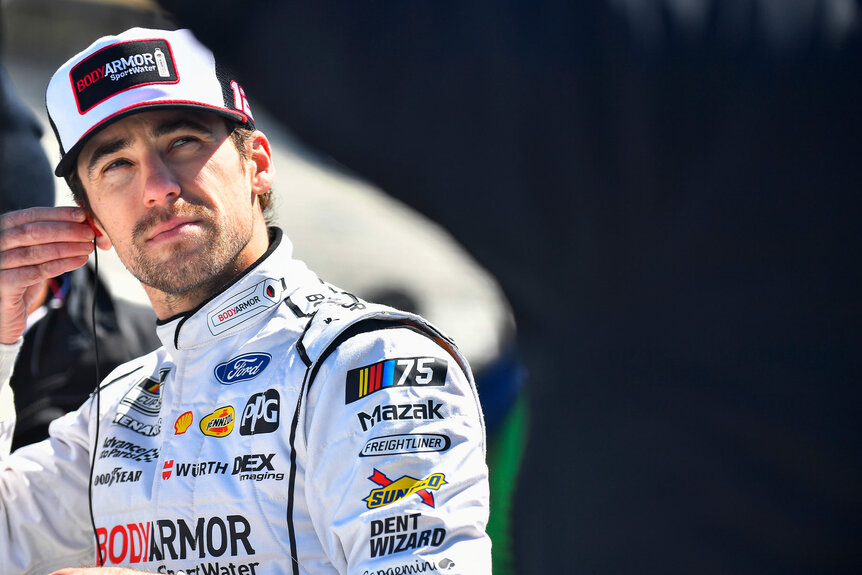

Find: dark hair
<box><xmin>65</xmin><ymin>120</ymin><xmax>273</xmax><ymax>221</ymax></box>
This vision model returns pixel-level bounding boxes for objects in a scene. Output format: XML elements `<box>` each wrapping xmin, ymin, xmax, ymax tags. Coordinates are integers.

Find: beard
<box><xmin>125</xmin><ymin>201</ymin><xmax>252</xmax><ymax>297</ymax></box>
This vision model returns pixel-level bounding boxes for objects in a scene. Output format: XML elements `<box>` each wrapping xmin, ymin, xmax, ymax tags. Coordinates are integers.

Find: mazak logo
<box><xmin>363</xmin><ymin>469</ymin><xmax>447</xmax><ymax>509</ymax></box>
<box><xmin>215</xmin><ymin>352</ymin><xmax>272</xmax><ymax>384</ymax></box>
<box><xmin>369</xmin><ymin>513</ymin><xmax>446</xmax><ymax>558</ymax></box>
<box><xmin>96</xmin><ymin>515</ymin><xmax>255</xmax><ymax>565</ymax></box>
<box><xmin>239</xmin><ymin>389</ymin><xmax>280</xmax><ymax>435</ymax></box>
<box><xmin>70</xmin><ymin>39</ymin><xmax>178</xmax><ymax>113</ymax></box>
<box><xmin>345</xmin><ymin>357</ymin><xmax>447</xmax><ymax>404</ymax></box>
<box><xmin>200</xmin><ymin>406</ymin><xmax>235</xmax><ymax>437</ymax></box>
<box><xmin>208</xmin><ymin>278</ymin><xmax>282</xmax><ymax>335</ymax></box>
<box><xmin>357</xmin><ymin>400</ymin><xmax>444</xmax><ymax>431</ymax></box>
<box><xmin>360</xmin><ymin>434</ymin><xmax>451</xmax><ymax>457</ymax></box>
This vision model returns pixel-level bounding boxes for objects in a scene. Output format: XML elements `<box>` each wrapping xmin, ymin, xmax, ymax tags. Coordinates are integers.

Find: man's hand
<box><xmin>0</xmin><ymin>207</ymin><xmax>95</xmax><ymax>344</ymax></box>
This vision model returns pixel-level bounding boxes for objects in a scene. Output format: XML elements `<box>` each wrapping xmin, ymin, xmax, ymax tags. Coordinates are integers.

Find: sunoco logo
<box><xmin>363</xmin><ymin>469</ymin><xmax>447</xmax><ymax>509</ymax></box>
<box><xmin>215</xmin><ymin>352</ymin><xmax>271</xmax><ymax>384</ymax></box>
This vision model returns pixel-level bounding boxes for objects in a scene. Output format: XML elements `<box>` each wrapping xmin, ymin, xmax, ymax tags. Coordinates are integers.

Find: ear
<box><xmin>88</xmin><ymin>214</ymin><xmax>113</xmax><ymax>250</ymax></box>
<box><xmin>248</xmin><ymin>131</ymin><xmax>275</xmax><ymax>196</ymax></box>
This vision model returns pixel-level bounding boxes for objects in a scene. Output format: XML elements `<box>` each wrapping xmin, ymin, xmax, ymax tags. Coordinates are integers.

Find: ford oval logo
<box><xmin>215</xmin><ymin>353</ymin><xmax>272</xmax><ymax>384</ymax></box>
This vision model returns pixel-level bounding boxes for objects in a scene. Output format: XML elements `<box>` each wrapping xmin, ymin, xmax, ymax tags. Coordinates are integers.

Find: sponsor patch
<box><xmin>200</xmin><ymin>406</ymin><xmax>235</xmax><ymax>437</ymax></box>
<box><xmin>162</xmin><ymin>459</ymin><xmax>227</xmax><ymax>480</ymax></box>
<box><xmin>93</xmin><ymin>466</ymin><xmax>143</xmax><ymax>488</ymax></box>
<box><xmin>208</xmin><ymin>279</ymin><xmax>282</xmax><ymax>335</ymax></box>
<box><xmin>346</xmin><ymin>357</ymin><xmax>447</xmax><ymax>404</ymax></box>
<box><xmin>363</xmin><ymin>469</ymin><xmax>447</xmax><ymax>509</ymax></box>
<box><xmin>360</xmin><ymin>433</ymin><xmax>451</xmax><ymax>457</ymax></box>
<box><xmin>357</xmin><ymin>400</ymin><xmax>445</xmax><ymax>431</ymax></box>
<box><xmin>239</xmin><ymin>389</ymin><xmax>280</xmax><ymax>435</ymax></box>
<box><xmin>369</xmin><ymin>513</ymin><xmax>446</xmax><ymax>558</ymax></box>
<box><xmin>98</xmin><ymin>436</ymin><xmax>159</xmax><ymax>462</ymax></box>
<box><xmin>214</xmin><ymin>352</ymin><xmax>272</xmax><ymax>384</ymax></box>
<box><xmin>71</xmin><ymin>39</ymin><xmax>178</xmax><ymax>113</ymax></box>
<box><xmin>174</xmin><ymin>411</ymin><xmax>193</xmax><ymax>434</ymax></box>
<box><xmin>119</xmin><ymin>368</ymin><xmax>168</xmax><ymax>417</ymax></box>
<box><xmin>96</xmin><ymin>514</ymin><xmax>255</xmax><ymax>564</ymax></box>
<box><xmin>363</xmin><ymin>557</ymin><xmax>455</xmax><ymax>574</ymax></box>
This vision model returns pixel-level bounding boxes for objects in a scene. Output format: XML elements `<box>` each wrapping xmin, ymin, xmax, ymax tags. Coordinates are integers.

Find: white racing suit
<box><xmin>0</xmin><ymin>228</ymin><xmax>491</xmax><ymax>575</ymax></box>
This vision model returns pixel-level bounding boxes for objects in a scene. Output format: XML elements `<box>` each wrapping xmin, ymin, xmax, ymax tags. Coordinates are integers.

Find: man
<box><xmin>0</xmin><ymin>27</ymin><xmax>490</xmax><ymax>575</ymax></box>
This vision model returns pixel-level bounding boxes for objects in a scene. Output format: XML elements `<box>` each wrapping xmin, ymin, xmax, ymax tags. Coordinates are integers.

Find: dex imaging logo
<box><xmin>239</xmin><ymin>389</ymin><xmax>280</xmax><ymax>435</ymax></box>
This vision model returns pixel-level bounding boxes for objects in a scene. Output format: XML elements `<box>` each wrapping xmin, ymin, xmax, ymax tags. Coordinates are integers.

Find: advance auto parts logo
<box><xmin>70</xmin><ymin>39</ymin><xmax>178</xmax><ymax>113</ymax></box>
<box><xmin>200</xmin><ymin>406</ymin><xmax>235</xmax><ymax>437</ymax></box>
<box><xmin>208</xmin><ymin>278</ymin><xmax>283</xmax><ymax>336</ymax></box>
<box><xmin>363</xmin><ymin>469</ymin><xmax>447</xmax><ymax>509</ymax></box>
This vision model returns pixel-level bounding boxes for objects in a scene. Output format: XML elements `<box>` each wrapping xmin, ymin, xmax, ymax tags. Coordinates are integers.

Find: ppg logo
<box><xmin>214</xmin><ymin>353</ymin><xmax>271</xmax><ymax>384</ymax></box>
<box><xmin>240</xmin><ymin>389</ymin><xmax>280</xmax><ymax>435</ymax></box>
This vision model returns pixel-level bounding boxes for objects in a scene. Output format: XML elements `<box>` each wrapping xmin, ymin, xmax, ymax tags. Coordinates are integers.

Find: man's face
<box><xmin>76</xmin><ymin>110</ymin><xmax>271</xmax><ymax>309</ymax></box>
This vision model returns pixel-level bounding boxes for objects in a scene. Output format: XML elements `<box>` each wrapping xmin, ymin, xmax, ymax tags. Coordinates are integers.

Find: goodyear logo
<box><xmin>363</xmin><ymin>469</ymin><xmax>447</xmax><ymax>509</ymax></box>
<box><xmin>200</xmin><ymin>406</ymin><xmax>235</xmax><ymax>437</ymax></box>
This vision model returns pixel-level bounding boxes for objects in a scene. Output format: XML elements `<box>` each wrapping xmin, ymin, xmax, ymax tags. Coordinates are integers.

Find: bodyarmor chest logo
<box><xmin>208</xmin><ymin>278</ymin><xmax>283</xmax><ymax>336</ymax></box>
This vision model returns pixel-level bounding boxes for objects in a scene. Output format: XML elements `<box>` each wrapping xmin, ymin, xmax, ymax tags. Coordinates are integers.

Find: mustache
<box><xmin>132</xmin><ymin>202</ymin><xmax>211</xmax><ymax>242</ymax></box>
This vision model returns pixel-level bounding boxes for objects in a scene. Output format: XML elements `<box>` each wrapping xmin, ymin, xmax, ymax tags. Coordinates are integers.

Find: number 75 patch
<box><xmin>345</xmin><ymin>357</ymin><xmax>448</xmax><ymax>404</ymax></box>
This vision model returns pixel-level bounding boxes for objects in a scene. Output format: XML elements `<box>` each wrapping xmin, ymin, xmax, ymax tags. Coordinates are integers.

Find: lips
<box><xmin>146</xmin><ymin>216</ymin><xmax>200</xmax><ymax>242</ymax></box>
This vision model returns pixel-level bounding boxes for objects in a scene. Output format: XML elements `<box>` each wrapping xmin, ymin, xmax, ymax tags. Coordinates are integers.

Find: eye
<box><xmin>102</xmin><ymin>158</ymin><xmax>131</xmax><ymax>173</ymax></box>
<box><xmin>170</xmin><ymin>136</ymin><xmax>199</xmax><ymax>150</ymax></box>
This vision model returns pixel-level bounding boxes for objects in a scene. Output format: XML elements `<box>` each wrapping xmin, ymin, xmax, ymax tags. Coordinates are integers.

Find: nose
<box><xmin>140</xmin><ymin>153</ymin><xmax>181</xmax><ymax>207</ymax></box>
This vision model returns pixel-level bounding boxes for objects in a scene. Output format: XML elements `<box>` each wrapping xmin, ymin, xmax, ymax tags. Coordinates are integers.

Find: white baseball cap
<box><xmin>46</xmin><ymin>27</ymin><xmax>254</xmax><ymax>177</ymax></box>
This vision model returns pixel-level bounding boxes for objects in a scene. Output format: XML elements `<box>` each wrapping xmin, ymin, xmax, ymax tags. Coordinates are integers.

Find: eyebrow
<box><xmin>86</xmin><ymin>137</ymin><xmax>130</xmax><ymax>180</ymax></box>
<box><xmin>152</xmin><ymin>118</ymin><xmax>215</xmax><ymax>139</ymax></box>
<box><xmin>84</xmin><ymin>118</ymin><xmax>216</xmax><ymax>179</ymax></box>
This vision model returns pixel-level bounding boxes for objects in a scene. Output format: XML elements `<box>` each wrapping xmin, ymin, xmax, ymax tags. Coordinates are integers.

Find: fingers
<box><xmin>0</xmin><ymin>242</ymin><xmax>94</xmax><ymax>271</ymax></box>
<box><xmin>0</xmin><ymin>206</ymin><xmax>94</xmax><ymax>252</ymax></box>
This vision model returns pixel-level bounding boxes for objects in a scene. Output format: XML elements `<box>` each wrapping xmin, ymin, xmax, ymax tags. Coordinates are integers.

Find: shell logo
<box><xmin>174</xmin><ymin>411</ymin><xmax>193</xmax><ymax>435</ymax></box>
<box><xmin>200</xmin><ymin>406</ymin><xmax>235</xmax><ymax>437</ymax></box>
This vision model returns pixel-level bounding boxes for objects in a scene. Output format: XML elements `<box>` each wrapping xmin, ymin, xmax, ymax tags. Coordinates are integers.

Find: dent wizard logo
<box><xmin>363</xmin><ymin>469</ymin><xmax>447</xmax><ymax>509</ymax></box>
<box><xmin>214</xmin><ymin>352</ymin><xmax>272</xmax><ymax>385</ymax></box>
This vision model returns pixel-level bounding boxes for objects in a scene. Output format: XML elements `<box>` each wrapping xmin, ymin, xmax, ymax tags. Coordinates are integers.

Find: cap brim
<box><xmin>53</xmin><ymin>102</ymin><xmax>252</xmax><ymax>177</ymax></box>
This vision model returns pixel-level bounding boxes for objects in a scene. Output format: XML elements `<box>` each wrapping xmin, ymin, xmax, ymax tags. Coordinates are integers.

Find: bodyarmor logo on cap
<box><xmin>208</xmin><ymin>278</ymin><xmax>282</xmax><ymax>336</ymax></box>
<box><xmin>200</xmin><ymin>406</ymin><xmax>235</xmax><ymax>437</ymax></box>
<box><xmin>70</xmin><ymin>39</ymin><xmax>178</xmax><ymax>113</ymax></box>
